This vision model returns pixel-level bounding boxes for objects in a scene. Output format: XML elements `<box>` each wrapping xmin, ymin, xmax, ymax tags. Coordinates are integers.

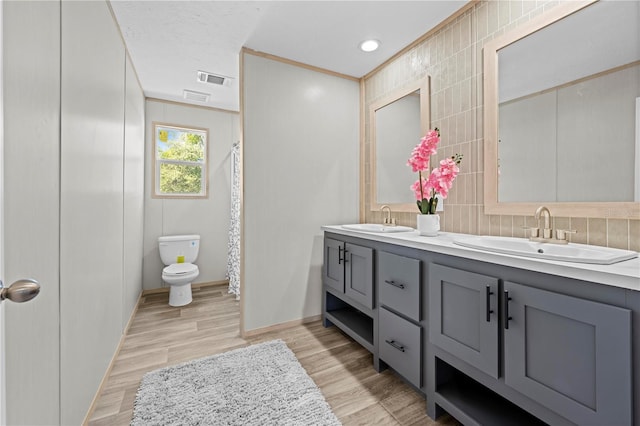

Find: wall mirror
<box><xmin>370</xmin><ymin>77</ymin><xmax>430</xmax><ymax>212</ymax></box>
<box><xmin>484</xmin><ymin>0</ymin><xmax>640</xmax><ymax>218</ymax></box>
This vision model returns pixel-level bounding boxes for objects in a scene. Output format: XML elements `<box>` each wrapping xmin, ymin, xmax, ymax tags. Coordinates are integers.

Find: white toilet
<box><xmin>158</xmin><ymin>235</ymin><xmax>200</xmax><ymax>307</ymax></box>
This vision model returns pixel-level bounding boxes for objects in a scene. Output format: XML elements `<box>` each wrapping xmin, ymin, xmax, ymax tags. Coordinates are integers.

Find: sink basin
<box><xmin>342</xmin><ymin>224</ymin><xmax>414</xmax><ymax>233</ymax></box>
<box><xmin>454</xmin><ymin>235</ymin><xmax>638</xmax><ymax>265</ymax></box>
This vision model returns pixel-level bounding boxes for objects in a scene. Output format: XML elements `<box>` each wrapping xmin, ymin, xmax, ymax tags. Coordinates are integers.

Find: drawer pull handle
<box><xmin>486</xmin><ymin>285</ymin><xmax>494</xmax><ymax>322</ymax></box>
<box><xmin>384</xmin><ymin>280</ymin><xmax>405</xmax><ymax>289</ymax></box>
<box><xmin>385</xmin><ymin>339</ymin><xmax>405</xmax><ymax>352</ymax></box>
<box><xmin>504</xmin><ymin>290</ymin><xmax>513</xmax><ymax>330</ymax></box>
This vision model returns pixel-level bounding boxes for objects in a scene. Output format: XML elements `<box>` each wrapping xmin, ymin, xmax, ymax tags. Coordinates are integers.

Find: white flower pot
<box><xmin>417</xmin><ymin>214</ymin><xmax>440</xmax><ymax>236</ymax></box>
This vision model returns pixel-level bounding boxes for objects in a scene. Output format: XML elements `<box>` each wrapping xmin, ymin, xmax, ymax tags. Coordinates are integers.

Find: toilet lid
<box><xmin>164</xmin><ymin>263</ymin><xmax>198</xmax><ymax>275</ymax></box>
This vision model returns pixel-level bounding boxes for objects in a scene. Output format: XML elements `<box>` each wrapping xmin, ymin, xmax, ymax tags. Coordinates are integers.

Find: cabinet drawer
<box><xmin>378</xmin><ymin>251</ymin><xmax>420</xmax><ymax>321</ymax></box>
<box><xmin>379</xmin><ymin>307</ymin><xmax>422</xmax><ymax>388</ymax></box>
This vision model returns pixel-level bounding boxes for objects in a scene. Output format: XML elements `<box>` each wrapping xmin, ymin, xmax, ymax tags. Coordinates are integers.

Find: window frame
<box><xmin>152</xmin><ymin>121</ymin><xmax>209</xmax><ymax>199</ymax></box>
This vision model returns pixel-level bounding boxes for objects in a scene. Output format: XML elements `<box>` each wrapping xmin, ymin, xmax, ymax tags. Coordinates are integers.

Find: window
<box><xmin>153</xmin><ymin>122</ymin><xmax>208</xmax><ymax>198</ymax></box>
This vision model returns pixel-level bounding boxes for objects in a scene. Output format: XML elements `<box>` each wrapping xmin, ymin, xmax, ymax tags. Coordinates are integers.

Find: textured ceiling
<box><xmin>110</xmin><ymin>1</ymin><xmax>467</xmax><ymax>111</ymax></box>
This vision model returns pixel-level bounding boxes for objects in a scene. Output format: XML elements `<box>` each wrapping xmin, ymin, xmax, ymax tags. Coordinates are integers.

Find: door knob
<box><xmin>0</xmin><ymin>279</ymin><xmax>40</xmax><ymax>303</ymax></box>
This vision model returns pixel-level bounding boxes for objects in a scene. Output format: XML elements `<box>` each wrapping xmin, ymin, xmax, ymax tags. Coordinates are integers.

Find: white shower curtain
<box><xmin>226</xmin><ymin>141</ymin><xmax>241</xmax><ymax>299</ymax></box>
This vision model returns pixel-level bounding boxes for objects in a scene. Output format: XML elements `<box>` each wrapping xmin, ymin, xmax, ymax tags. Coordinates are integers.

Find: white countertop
<box><xmin>322</xmin><ymin>225</ymin><xmax>640</xmax><ymax>292</ymax></box>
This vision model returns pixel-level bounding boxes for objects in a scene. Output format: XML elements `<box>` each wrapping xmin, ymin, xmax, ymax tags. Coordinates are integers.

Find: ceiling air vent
<box><xmin>183</xmin><ymin>89</ymin><xmax>210</xmax><ymax>103</ymax></box>
<box><xmin>197</xmin><ymin>71</ymin><xmax>233</xmax><ymax>87</ymax></box>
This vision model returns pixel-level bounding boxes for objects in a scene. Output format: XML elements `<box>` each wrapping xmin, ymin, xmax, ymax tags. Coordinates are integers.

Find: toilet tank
<box><xmin>158</xmin><ymin>235</ymin><xmax>200</xmax><ymax>265</ymax></box>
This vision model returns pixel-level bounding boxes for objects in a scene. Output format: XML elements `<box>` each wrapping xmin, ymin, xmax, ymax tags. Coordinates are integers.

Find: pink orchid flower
<box><xmin>407</xmin><ymin>128</ymin><xmax>462</xmax><ymax>214</ymax></box>
<box><xmin>407</xmin><ymin>128</ymin><xmax>440</xmax><ymax>172</ymax></box>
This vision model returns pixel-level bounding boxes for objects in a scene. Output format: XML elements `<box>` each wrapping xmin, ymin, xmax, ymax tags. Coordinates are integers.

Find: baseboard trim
<box><xmin>82</xmin><ymin>290</ymin><xmax>142</xmax><ymax>425</ymax></box>
<box><xmin>241</xmin><ymin>314</ymin><xmax>322</xmax><ymax>338</ymax></box>
<box><xmin>141</xmin><ymin>279</ymin><xmax>229</xmax><ymax>296</ymax></box>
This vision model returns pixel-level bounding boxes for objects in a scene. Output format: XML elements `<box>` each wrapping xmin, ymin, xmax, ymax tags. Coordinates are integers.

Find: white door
<box><xmin>0</xmin><ymin>3</ymin><xmax>44</xmax><ymax>423</ymax></box>
<box><xmin>3</xmin><ymin>1</ymin><xmax>61</xmax><ymax>424</ymax></box>
<box><xmin>1</xmin><ymin>1</ymin><xmax>6</xmax><ymax>421</ymax></box>
<box><xmin>0</xmin><ymin>30</ymin><xmax>41</xmax><ymax>413</ymax></box>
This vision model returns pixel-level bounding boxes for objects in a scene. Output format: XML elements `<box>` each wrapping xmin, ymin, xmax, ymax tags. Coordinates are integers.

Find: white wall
<box><xmin>3</xmin><ymin>1</ymin><xmax>61</xmax><ymax>424</ymax></box>
<box><xmin>60</xmin><ymin>2</ymin><xmax>145</xmax><ymax>423</ymax></box>
<box><xmin>242</xmin><ymin>52</ymin><xmax>359</xmax><ymax>332</ymax></box>
<box><xmin>143</xmin><ymin>100</ymin><xmax>239</xmax><ymax>290</ymax></box>
<box><xmin>123</xmin><ymin>58</ymin><xmax>145</xmax><ymax>327</ymax></box>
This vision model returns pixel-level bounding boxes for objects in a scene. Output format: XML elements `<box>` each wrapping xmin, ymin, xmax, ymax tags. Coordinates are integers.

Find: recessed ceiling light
<box><xmin>359</xmin><ymin>39</ymin><xmax>380</xmax><ymax>52</ymax></box>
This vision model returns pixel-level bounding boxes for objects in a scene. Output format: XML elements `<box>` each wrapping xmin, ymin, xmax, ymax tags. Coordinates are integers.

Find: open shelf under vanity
<box><xmin>324</xmin><ymin>291</ymin><xmax>374</xmax><ymax>352</ymax></box>
<box><xmin>434</xmin><ymin>358</ymin><xmax>547</xmax><ymax>426</ymax></box>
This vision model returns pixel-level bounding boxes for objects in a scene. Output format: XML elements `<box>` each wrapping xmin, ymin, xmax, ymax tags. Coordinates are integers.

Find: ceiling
<box><xmin>109</xmin><ymin>1</ymin><xmax>467</xmax><ymax>111</ymax></box>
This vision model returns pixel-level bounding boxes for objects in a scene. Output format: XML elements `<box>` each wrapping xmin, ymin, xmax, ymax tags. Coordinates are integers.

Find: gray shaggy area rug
<box><xmin>130</xmin><ymin>339</ymin><xmax>341</xmax><ymax>426</ymax></box>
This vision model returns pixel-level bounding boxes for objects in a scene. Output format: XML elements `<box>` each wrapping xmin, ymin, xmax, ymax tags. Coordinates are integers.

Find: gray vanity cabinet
<box><xmin>323</xmin><ymin>238</ymin><xmax>345</xmax><ymax>293</ymax></box>
<box><xmin>322</xmin><ymin>236</ymin><xmax>375</xmax><ymax>353</ymax></box>
<box><xmin>377</xmin><ymin>251</ymin><xmax>423</xmax><ymax>388</ymax></box>
<box><xmin>503</xmin><ymin>281</ymin><xmax>632</xmax><ymax>426</ymax></box>
<box><xmin>323</xmin><ymin>229</ymin><xmax>638</xmax><ymax>426</ymax></box>
<box><xmin>428</xmin><ymin>264</ymin><xmax>499</xmax><ymax>378</ymax></box>
<box><xmin>429</xmin><ymin>263</ymin><xmax>633</xmax><ymax>426</ymax></box>
<box><xmin>344</xmin><ymin>243</ymin><xmax>374</xmax><ymax>309</ymax></box>
<box><xmin>323</xmin><ymin>237</ymin><xmax>373</xmax><ymax>309</ymax></box>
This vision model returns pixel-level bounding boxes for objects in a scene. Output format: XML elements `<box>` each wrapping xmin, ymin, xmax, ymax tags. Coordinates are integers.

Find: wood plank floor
<box><xmin>87</xmin><ymin>285</ymin><xmax>459</xmax><ymax>425</ymax></box>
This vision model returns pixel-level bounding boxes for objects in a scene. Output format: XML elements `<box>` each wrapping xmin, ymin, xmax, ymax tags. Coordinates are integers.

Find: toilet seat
<box><xmin>162</xmin><ymin>262</ymin><xmax>199</xmax><ymax>286</ymax></box>
<box><xmin>163</xmin><ymin>262</ymin><xmax>198</xmax><ymax>276</ymax></box>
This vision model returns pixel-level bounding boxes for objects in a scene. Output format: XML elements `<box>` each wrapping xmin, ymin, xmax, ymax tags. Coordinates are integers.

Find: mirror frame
<box><xmin>483</xmin><ymin>0</ymin><xmax>640</xmax><ymax>219</ymax></box>
<box><xmin>370</xmin><ymin>76</ymin><xmax>430</xmax><ymax>213</ymax></box>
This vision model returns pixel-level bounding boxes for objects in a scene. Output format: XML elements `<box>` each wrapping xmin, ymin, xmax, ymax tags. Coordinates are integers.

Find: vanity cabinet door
<box><xmin>429</xmin><ymin>264</ymin><xmax>499</xmax><ymax>378</ymax></box>
<box><xmin>503</xmin><ymin>281</ymin><xmax>632</xmax><ymax>426</ymax></box>
<box><xmin>344</xmin><ymin>243</ymin><xmax>374</xmax><ymax>309</ymax></box>
<box><xmin>378</xmin><ymin>251</ymin><xmax>421</xmax><ymax>322</ymax></box>
<box><xmin>323</xmin><ymin>238</ymin><xmax>345</xmax><ymax>293</ymax></box>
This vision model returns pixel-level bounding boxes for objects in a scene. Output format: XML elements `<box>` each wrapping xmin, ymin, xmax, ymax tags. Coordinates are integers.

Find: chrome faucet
<box><xmin>380</xmin><ymin>205</ymin><xmax>396</xmax><ymax>226</ymax></box>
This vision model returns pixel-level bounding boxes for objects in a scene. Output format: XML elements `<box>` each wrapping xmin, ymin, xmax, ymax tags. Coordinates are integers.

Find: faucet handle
<box><xmin>556</xmin><ymin>229</ymin><xmax>576</xmax><ymax>241</ymax></box>
<box><xmin>522</xmin><ymin>226</ymin><xmax>539</xmax><ymax>238</ymax></box>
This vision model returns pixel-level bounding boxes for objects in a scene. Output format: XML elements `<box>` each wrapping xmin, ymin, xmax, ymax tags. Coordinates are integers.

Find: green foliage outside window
<box><xmin>155</xmin><ymin>125</ymin><xmax>207</xmax><ymax>196</ymax></box>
